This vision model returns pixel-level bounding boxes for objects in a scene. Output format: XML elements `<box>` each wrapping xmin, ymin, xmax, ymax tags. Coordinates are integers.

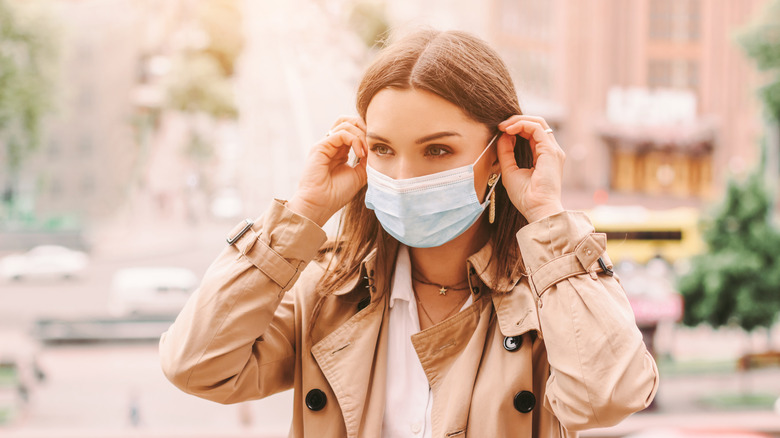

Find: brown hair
<box><xmin>318</xmin><ymin>28</ymin><xmax>533</xmax><ymax>295</ymax></box>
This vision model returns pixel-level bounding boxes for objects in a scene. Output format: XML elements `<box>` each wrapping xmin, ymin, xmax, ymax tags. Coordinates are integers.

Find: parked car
<box><xmin>0</xmin><ymin>245</ymin><xmax>89</xmax><ymax>281</ymax></box>
<box><xmin>108</xmin><ymin>267</ymin><xmax>198</xmax><ymax>317</ymax></box>
<box><xmin>210</xmin><ymin>188</ymin><xmax>243</xmax><ymax>219</ymax></box>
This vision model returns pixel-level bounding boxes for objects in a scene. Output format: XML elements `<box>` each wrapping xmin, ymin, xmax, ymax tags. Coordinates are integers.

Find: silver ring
<box><xmin>544</xmin><ymin>128</ymin><xmax>554</xmax><ymax>134</ymax></box>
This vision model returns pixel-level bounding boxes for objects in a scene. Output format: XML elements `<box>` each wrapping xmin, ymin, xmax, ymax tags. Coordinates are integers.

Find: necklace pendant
<box><xmin>439</xmin><ymin>287</ymin><xmax>447</xmax><ymax>295</ymax></box>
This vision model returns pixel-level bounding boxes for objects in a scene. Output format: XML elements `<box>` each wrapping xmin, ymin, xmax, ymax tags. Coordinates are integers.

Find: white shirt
<box><xmin>382</xmin><ymin>245</ymin><xmax>473</xmax><ymax>438</ymax></box>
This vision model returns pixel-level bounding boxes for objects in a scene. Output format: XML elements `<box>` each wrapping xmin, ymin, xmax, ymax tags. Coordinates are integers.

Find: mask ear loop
<box><xmin>477</xmin><ymin>132</ymin><xmax>502</xmax><ymax>207</ymax></box>
<box><xmin>474</xmin><ymin>132</ymin><xmax>501</xmax><ymax>167</ymax></box>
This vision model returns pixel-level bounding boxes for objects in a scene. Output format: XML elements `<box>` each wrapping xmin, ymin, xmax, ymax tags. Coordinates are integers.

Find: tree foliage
<box><xmin>678</xmin><ymin>169</ymin><xmax>780</xmax><ymax>332</ymax></box>
<box><xmin>348</xmin><ymin>1</ymin><xmax>390</xmax><ymax>49</ymax></box>
<box><xmin>166</xmin><ymin>53</ymin><xmax>237</xmax><ymax>119</ymax></box>
<box><xmin>165</xmin><ymin>0</ymin><xmax>242</xmax><ymax>119</ymax></box>
<box><xmin>738</xmin><ymin>0</ymin><xmax>780</xmax><ymax>121</ymax></box>
<box><xmin>0</xmin><ymin>0</ymin><xmax>57</xmax><ymax>174</ymax></box>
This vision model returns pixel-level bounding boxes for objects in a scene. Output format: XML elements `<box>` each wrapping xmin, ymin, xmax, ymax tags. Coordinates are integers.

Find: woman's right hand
<box><xmin>287</xmin><ymin>116</ymin><xmax>368</xmax><ymax>227</ymax></box>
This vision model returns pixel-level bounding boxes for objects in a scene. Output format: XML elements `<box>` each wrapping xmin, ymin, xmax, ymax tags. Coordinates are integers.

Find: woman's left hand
<box><xmin>496</xmin><ymin>115</ymin><xmax>565</xmax><ymax>223</ymax></box>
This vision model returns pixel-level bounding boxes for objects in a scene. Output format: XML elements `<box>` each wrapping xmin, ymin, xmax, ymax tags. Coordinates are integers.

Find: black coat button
<box><xmin>306</xmin><ymin>389</ymin><xmax>327</xmax><ymax>411</ymax></box>
<box><xmin>513</xmin><ymin>390</ymin><xmax>536</xmax><ymax>413</ymax></box>
<box><xmin>503</xmin><ymin>335</ymin><xmax>523</xmax><ymax>352</ymax></box>
<box><xmin>357</xmin><ymin>296</ymin><xmax>370</xmax><ymax>311</ymax></box>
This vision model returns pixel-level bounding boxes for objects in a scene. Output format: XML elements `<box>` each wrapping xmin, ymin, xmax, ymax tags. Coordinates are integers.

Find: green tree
<box><xmin>166</xmin><ymin>52</ymin><xmax>237</xmax><ymax>119</ymax></box>
<box><xmin>738</xmin><ymin>0</ymin><xmax>780</xmax><ymax>122</ymax></box>
<box><xmin>678</xmin><ymin>168</ymin><xmax>780</xmax><ymax>332</ymax></box>
<box><xmin>348</xmin><ymin>1</ymin><xmax>390</xmax><ymax>49</ymax></box>
<box><xmin>0</xmin><ymin>0</ymin><xmax>57</xmax><ymax>217</ymax></box>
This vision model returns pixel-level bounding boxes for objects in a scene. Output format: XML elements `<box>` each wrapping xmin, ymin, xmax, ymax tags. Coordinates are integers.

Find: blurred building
<box><xmin>13</xmin><ymin>0</ymin><xmax>775</xmax><ymax>236</ymax></box>
<box><xmin>21</xmin><ymin>0</ymin><xmax>142</xmax><ymax>229</ymax></box>
<box><xmin>11</xmin><ymin>0</ymin><xmax>244</xmax><ymax>236</ymax></box>
<box><xmin>235</xmin><ymin>0</ymin><xmax>366</xmax><ymax>218</ymax></box>
<box><xmin>388</xmin><ymin>0</ymin><xmax>771</xmax><ymax>209</ymax></box>
<box><xmin>16</xmin><ymin>0</ymin><xmax>181</xmax><ymax>229</ymax></box>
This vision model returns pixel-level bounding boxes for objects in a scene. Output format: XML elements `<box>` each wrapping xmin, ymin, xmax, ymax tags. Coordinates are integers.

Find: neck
<box><xmin>408</xmin><ymin>216</ymin><xmax>490</xmax><ymax>288</ymax></box>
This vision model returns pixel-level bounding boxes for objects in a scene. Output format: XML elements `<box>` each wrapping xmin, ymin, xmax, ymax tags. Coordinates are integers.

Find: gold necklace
<box><xmin>412</xmin><ymin>274</ymin><xmax>470</xmax><ymax>296</ymax></box>
<box><xmin>413</xmin><ymin>287</ymin><xmax>471</xmax><ymax>326</ymax></box>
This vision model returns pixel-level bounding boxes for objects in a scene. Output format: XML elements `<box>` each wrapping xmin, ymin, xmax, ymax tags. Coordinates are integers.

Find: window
<box><xmin>500</xmin><ymin>0</ymin><xmax>555</xmax><ymax>41</ymax></box>
<box><xmin>648</xmin><ymin>59</ymin><xmax>699</xmax><ymax>90</ymax></box>
<box><xmin>507</xmin><ymin>50</ymin><xmax>553</xmax><ymax>98</ymax></box>
<box><xmin>649</xmin><ymin>0</ymin><xmax>700</xmax><ymax>42</ymax></box>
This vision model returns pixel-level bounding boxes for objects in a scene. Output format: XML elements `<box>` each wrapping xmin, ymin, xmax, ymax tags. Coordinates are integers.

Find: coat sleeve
<box><xmin>516</xmin><ymin>210</ymin><xmax>659</xmax><ymax>431</ymax></box>
<box><xmin>159</xmin><ymin>199</ymin><xmax>328</xmax><ymax>404</ymax></box>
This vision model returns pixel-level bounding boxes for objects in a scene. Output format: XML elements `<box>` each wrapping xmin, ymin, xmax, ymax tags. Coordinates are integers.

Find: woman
<box><xmin>159</xmin><ymin>29</ymin><xmax>659</xmax><ymax>437</ymax></box>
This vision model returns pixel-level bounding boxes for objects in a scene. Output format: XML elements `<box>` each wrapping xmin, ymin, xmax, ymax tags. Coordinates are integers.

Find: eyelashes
<box><xmin>368</xmin><ymin>144</ymin><xmax>452</xmax><ymax>158</ymax></box>
<box><xmin>369</xmin><ymin>144</ymin><xmax>392</xmax><ymax>156</ymax></box>
<box><xmin>425</xmin><ymin>145</ymin><xmax>451</xmax><ymax>157</ymax></box>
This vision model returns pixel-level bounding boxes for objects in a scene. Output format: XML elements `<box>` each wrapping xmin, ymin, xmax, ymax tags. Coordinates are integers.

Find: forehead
<box><xmin>365</xmin><ymin>88</ymin><xmax>486</xmax><ymax>139</ymax></box>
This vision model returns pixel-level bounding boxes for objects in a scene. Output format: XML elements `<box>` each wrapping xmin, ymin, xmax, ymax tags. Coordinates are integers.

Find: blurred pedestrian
<box><xmin>128</xmin><ymin>389</ymin><xmax>140</xmax><ymax>428</ymax></box>
<box><xmin>160</xmin><ymin>28</ymin><xmax>659</xmax><ymax>437</ymax></box>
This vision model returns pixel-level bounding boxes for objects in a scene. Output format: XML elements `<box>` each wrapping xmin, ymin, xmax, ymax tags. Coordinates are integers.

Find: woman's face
<box><xmin>364</xmin><ymin>88</ymin><xmax>498</xmax><ymax>202</ymax></box>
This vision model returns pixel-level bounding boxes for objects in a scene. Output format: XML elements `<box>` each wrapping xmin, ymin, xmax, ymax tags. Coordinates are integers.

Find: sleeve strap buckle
<box><xmin>226</xmin><ymin>218</ymin><xmax>254</xmax><ymax>245</ymax></box>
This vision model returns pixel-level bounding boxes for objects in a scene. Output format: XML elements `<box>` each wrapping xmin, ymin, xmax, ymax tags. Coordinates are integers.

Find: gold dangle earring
<box><xmin>487</xmin><ymin>173</ymin><xmax>499</xmax><ymax>224</ymax></box>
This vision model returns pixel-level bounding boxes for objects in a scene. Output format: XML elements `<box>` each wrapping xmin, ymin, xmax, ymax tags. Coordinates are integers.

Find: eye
<box><xmin>425</xmin><ymin>145</ymin><xmax>451</xmax><ymax>157</ymax></box>
<box><xmin>369</xmin><ymin>144</ymin><xmax>393</xmax><ymax>156</ymax></box>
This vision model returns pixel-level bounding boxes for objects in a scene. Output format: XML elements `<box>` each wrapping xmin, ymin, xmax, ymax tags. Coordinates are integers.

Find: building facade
<box><xmin>484</xmin><ymin>0</ymin><xmax>768</xmax><ymax>208</ymax></box>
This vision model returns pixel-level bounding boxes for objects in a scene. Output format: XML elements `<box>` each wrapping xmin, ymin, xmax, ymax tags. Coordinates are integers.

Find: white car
<box><xmin>0</xmin><ymin>245</ymin><xmax>89</xmax><ymax>281</ymax></box>
<box><xmin>108</xmin><ymin>267</ymin><xmax>198</xmax><ymax>317</ymax></box>
<box><xmin>210</xmin><ymin>188</ymin><xmax>244</xmax><ymax>219</ymax></box>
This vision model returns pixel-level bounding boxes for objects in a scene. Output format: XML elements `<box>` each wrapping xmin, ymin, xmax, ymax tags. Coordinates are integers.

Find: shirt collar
<box><xmin>389</xmin><ymin>245</ymin><xmax>414</xmax><ymax>309</ymax></box>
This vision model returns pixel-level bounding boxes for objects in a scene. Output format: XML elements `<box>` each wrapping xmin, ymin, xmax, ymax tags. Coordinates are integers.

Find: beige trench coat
<box><xmin>159</xmin><ymin>200</ymin><xmax>659</xmax><ymax>437</ymax></box>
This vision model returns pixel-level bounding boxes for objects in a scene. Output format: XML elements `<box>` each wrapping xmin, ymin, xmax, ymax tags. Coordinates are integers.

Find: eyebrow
<box><xmin>366</xmin><ymin>131</ymin><xmax>462</xmax><ymax>144</ymax></box>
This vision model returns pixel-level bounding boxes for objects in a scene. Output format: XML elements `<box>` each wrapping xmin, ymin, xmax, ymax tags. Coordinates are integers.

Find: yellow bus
<box><xmin>584</xmin><ymin>205</ymin><xmax>705</xmax><ymax>265</ymax></box>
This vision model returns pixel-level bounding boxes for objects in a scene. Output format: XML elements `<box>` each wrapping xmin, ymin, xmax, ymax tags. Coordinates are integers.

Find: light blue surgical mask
<box><xmin>365</xmin><ymin>133</ymin><xmax>501</xmax><ymax>248</ymax></box>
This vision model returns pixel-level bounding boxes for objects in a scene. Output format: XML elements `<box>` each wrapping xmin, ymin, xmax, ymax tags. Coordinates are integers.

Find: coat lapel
<box><xmin>310</xmin><ymin>244</ymin><xmax>396</xmax><ymax>438</ymax></box>
<box><xmin>311</xmin><ymin>293</ymin><xmax>387</xmax><ymax>438</ymax></box>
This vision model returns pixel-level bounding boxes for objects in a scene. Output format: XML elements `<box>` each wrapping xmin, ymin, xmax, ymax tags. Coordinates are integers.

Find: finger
<box><xmin>330</xmin><ymin>115</ymin><xmax>361</xmax><ymax>129</ymax></box>
<box><xmin>332</xmin><ymin>153</ymin><xmax>367</xmax><ymax>188</ymax></box>
<box><xmin>496</xmin><ymin>133</ymin><xmax>521</xmax><ymax>175</ymax></box>
<box><xmin>501</xmin><ymin>120</ymin><xmax>550</xmax><ymax>143</ymax></box>
<box><xmin>500</xmin><ymin>121</ymin><xmax>539</xmax><ymax>167</ymax></box>
<box><xmin>331</xmin><ymin>122</ymin><xmax>367</xmax><ymax>158</ymax></box>
<box><xmin>520</xmin><ymin>116</ymin><xmax>553</xmax><ymax>139</ymax></box>
<box><xmin>356</xmin><ymin>117</ymin><xmax>367</xmax><ymax>132</ymax></box>
<box><xmin>317</xmin><ymin>130</ymin><xmax>361</xmax><ymax>161</ymax></box>
<box><xmin>351</xmin><ymin>157</ymin><xmax>367</xmax><ymax>186</ymax></box>
<box><xmin>501</xmin><ymin>120</ymin><xmax>565</xmax><ymax>168</ymax></box>
<box><xmin>501</xmin><ymin>120</ymin><xmax>554</xmax><ymax>157</ymax></box>
<box><xmin>330</xmin><ymin>116</ymin><xmax>367</xmax><ymax>141</ymax></box>
<box><xmin>498</xmin><ymin>115</ymin><xmax>551</xmax><ymax>131</ymax></box>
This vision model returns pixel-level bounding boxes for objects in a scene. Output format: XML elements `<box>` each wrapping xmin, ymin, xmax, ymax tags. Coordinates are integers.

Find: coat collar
<box><xmin>329</xmin><ymin>237</ymin><xmax>527</xmax><ymax>297</ymax></box>
<box><xmin>466</xmin><ymin>238</ymin><xmax>526</xmax><ymax>294</ymax></box>
<box><xmin>466</xmin><ymin>239</ymin><xmax>540</xmax><ymax>338</ymax></box>
<box><xmin>330</xmin><ymin>240</ymin><xmax>399</xmax><ymax>299</ymax></box>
